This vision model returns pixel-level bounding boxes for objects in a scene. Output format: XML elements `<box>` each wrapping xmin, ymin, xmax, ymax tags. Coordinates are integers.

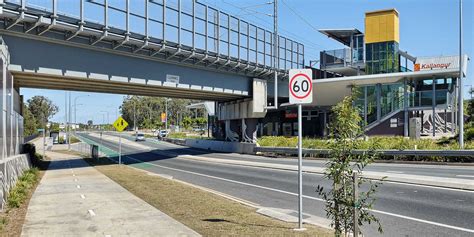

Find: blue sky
<box><xmin>21</xmin><ymin>0</ymin><xmax>473</xmax><ymax>124</ymax></box>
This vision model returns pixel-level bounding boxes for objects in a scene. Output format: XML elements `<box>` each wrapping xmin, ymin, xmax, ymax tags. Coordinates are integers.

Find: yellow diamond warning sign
<box><xmin>113</xmin><ymin>116</ymin><xmax>129</xmax><ymax>132</ymax></box>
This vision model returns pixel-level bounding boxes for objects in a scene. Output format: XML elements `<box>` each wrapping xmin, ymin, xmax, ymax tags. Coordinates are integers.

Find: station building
<box><xmin>259</xmin><ymin>8</ymin><xmax>469</xmax><ymax>139</ymax></box>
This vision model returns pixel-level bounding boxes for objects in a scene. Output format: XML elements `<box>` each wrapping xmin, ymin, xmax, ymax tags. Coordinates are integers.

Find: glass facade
<box><xmin>380</xmin><ymin>83</ymin><xmax>404</xmax><ymax>118</ymax></box>
<box><xmin>354</xmin><ymin>78</ymin><xmax>455</xmax><ymax>127</ymax></box>
<box><xmin>365</xmin><ymin>41</ymin><xmax>399</xmax><ymax>74</ymax></box>
<box><xmin>352</xmin><ymin>34</ymin><xmax>365</xmax><ymax>63</ymax></box>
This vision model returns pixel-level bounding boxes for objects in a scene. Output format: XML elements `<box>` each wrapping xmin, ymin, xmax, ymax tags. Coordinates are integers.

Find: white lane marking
<box><xmin>80</xmin><ymin>194</ymin><xmax>86</xmax><ymax>199</ymax></box>
<box><xmin>384</xmin><ymin>181</ymin><xmax>474</xmax><ymax>193</ymax></box>
<box><xmin>370</xmin><ymin>209</ymin><xmax>474</xmax><ymax>233</ymax></box>
<box><xmin>386</xmin><ymin>170</ymin><xmax>404</xmax><ymax>174</ymax></box>
<box><xmin>124</xmin><ymin>155</ymin><xmax>474</xmax><ymax>233</ymax></box>
<box><xmin>456</xmin><ymin>175</ymin><xmax>474</xmax><ymax>178</ymax></box>
<box><xmin>76</xmin><ymin>185</ymin><xmax>81</xmax><ymax>189</ymax></box>
<box><xmin>88</xmin><ymin>209</ymin><xmax>96</xmax><ymax>217</ymax></box>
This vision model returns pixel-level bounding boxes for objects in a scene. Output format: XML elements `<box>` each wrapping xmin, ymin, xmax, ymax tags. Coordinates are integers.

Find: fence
<box><xmin>69</xmin><ymin>142</ymin><xmax>99</xmax><ymax>159</ymax></box>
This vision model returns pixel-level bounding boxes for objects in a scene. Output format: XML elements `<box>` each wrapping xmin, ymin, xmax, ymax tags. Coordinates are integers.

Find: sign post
<box><xmin>288</xmin><ymin>69</ymin><xmax>313</xmax><ymax>230</ymax></box>
<box><xmin>113</xmin><ymin>116</ymin><xmax>129</xmax><ymax>165</ymax></box>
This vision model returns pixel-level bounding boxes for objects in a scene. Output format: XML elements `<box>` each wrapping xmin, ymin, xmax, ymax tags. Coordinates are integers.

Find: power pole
<box><xmin>458</xmin><ymin>0</ymin><xmax>464</xmax><ymax>148</ymax></box>
<box><xmin>272</xmin><ymin>0</ymin><xmax>278</xmax><ymax>109</ymax></box>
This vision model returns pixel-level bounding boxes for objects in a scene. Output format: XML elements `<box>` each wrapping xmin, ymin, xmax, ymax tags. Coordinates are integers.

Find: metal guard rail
<box><xmin>254</xmin><ymin>146</ymin><xmax>474</xmax><ymax>157</ymax></box>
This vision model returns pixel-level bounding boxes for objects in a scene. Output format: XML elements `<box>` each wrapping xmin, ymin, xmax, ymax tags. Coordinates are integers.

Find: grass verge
<box><xmin>0</xmin><ymin>153</ymin><xmax>49</xmax><ymax>236</ymax></box>
<box><xmin>85</xmin><ymin>157</ymin><xmax>332</xmax><ymax>237</ymax></box>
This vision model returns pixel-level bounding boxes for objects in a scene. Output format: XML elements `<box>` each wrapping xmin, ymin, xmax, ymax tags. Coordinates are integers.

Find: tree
<box><xmin>316</xmin><ymin>95</ymin><xmax>382</xmax><ymax>236</ymax></box>
<box><xmin>194</xmin><ymin>117</ymin><xmax>207</xmax><ymax>128</ymax></box>
<box><xmin>22</xmin><ymin>104</ymin><xmax>37</xmax><ymax>136</ymax></box>
<box><xmin>119</xmin><ymin>96</ymin><xmax>196</xmax><ymax>130</ymax></box>
<box><xmin>27</xmin><ymin>96</ymin><xmax>59</xmax><ymax>128</ymax></box>
<box><xmin>50</xmin><ymin>122</ymin><xmax>60</xmax><ymax>132</ymax></box>
<box><xmin>181</xmin><ymin>117</ymin><xmax>193</xmax><ymax>130</ymax></box>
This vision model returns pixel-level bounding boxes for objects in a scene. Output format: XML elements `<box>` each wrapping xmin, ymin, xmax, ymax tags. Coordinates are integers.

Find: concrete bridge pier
<box><xmin>218</xmin><ymin>79</ymin><xmax>267</xmax><ymax>143</ymax></box>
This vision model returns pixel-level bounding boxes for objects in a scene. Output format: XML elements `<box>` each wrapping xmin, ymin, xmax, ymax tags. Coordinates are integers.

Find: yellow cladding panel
<box><xmin>365</xmin><ymin>9</ymin><xmax>399</xmax><ymax>43</ymax></box>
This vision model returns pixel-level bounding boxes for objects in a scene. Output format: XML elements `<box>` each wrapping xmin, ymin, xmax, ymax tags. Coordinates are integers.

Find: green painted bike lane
<box><xmin>76</xmin><ymin>134</ymin><xmax>154</xmax><ymax>170</ymax></box>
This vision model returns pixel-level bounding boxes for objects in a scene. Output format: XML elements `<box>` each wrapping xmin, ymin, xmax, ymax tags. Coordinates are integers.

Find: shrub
<box><xmin>22</xmin><ymin>143</ymin><xmax>36</xmax><ymax>158</ymax></box>
<box><xmin>7</xmin><ymin>168</ymin><xmax>39</xmax><ymax>208</ymax></box>
<box><xmin>168</xmin><ymin>132</ymin><xmax>187</xmax><ymax>139</ymax></box>
<box><xmin>465</xmin><ymin>127</ymin><xmax>474</xmax><ymax>141</ymax></box>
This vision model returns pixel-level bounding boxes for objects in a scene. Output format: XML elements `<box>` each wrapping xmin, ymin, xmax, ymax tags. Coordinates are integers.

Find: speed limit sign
<box><xmin>289</xmin><ymin>69</ymin><xmax>313</xmax><ymax>104</ymax></box>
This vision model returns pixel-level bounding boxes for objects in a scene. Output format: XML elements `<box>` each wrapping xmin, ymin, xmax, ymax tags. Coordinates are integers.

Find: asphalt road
<box><xmin>78</xmin><ymin>133</ymin><xmax>474</xmax><ymax>237</ymax></box>
<box><xmin>113</xmin><ymin>132</ymin><xmax>474</xmax><ymax>180</ymax></box>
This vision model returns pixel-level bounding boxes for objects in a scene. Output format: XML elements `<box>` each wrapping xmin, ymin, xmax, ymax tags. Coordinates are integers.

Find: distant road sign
<box><xmin>161</xmin><ymin>112</ymin><xmax>167</xmax><ymax>123</ymax></box>
<box><xmin>289</xmin><ymin>69</ymin><xmax>313</xmax><ymax>104</ymax></box>
<box><xmin>113</xmin><ymin>117</ymin><xmax>129</xmax><ymax>132</ymax></box>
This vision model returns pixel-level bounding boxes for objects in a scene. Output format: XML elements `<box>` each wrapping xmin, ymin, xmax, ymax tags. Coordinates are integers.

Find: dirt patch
<box><xmin>85</xmin><ymin>157</ymin><xmax>333</xmax><ymax>237</ymax></box>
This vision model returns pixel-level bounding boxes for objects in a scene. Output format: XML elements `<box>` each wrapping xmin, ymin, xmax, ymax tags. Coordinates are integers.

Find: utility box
<box><xmin>91</xmin><ymin>145</ymin><xmax>99</xmax><ymax>159</ymax></box>
<box><xmin>409</xmin><ymin>117</ymin><xmax>421</xmax><ymax>140</ymax></box>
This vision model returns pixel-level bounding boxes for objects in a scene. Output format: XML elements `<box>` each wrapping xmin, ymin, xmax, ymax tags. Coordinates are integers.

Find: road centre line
<box><xmin>123</xmin><ymin>154</ymin><xmax>474</xmax><ymax>233</ymax></box>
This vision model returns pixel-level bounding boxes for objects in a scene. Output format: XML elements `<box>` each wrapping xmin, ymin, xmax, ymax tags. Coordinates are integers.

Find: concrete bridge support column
<box><xmin>242</xmin><ymin>118</ymin><xmax>258</xmax><ymax>143</ymax></box>
<box><xmin>217</xmin><ymin>79</ymin><xmax>267</xmax><ymax>143</ymax></box>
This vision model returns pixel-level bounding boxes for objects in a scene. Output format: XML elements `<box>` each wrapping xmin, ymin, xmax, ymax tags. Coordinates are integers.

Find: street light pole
<box><xmin>65</xmin><ymin>92</ymin><xmax>68</xmax><ymax>145</ymax></box>
<box><xmin>74</xmin><ymin>95</ymin><xmax>89</xmax><ymax>133</ymax></box>
<box><xmin>165</xmin><ymin>98</ymin><xmax>170</xmax><ymax>131</ymax></box>
<box><xmin>133</xmin><ymin>99</ymin><xmax>137</xmax><ymax>131</ymax></box>
<box><xmin>68</xmin><ymin>92</ymin><xmax>71</xmax><ymax>150</ymax></box>
<box><xmin>73</xmin><ymin>104</ymin><xmax>83</xmax><ymax>132</ymax></box>
<box><xmin>101</xmin><ymin>111</ymin><xmax>109</xmax><ymax>130</ymax></box>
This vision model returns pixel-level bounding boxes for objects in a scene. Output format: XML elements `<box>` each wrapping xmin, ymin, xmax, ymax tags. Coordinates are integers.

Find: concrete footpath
<box><xmin>21</xmin><ymin>150</ymin><xmax>200</xmax><ymax>237</ymax></box>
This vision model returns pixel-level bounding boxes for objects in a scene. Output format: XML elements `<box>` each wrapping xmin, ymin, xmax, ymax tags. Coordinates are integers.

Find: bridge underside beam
<box><xmin>13</xmin><ymin>72</ymin><xmax>244</xmax><ymax>101</ymax></box>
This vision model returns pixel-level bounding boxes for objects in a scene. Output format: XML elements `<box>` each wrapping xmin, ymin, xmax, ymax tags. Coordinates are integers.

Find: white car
<box><xmin>158</xmin><ymin>130</ymin><xmax>169</xmax><ymax>138</ymax></box>
<box><xmin>135</xmin><ymin>133</ymin><xmax>146</xmax><ymax>141</ymax></box>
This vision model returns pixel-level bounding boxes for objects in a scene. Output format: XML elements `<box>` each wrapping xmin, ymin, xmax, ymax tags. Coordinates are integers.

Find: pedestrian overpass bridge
<box><xmin>0</xmin><ymin>0</ymin><xmax>304</xmax><ymax>101</ymax></box>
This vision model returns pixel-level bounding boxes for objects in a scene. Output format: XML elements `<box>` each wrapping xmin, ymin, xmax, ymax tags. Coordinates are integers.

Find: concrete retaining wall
<box><xmin>184</xmin><ymin>139</ymin><xmax>256</xmax><ymax>154</ymax></box>
<box><xmin>0</xmin><ymin>154</ymin><xmax>32</xmax><ymax>210</ymax></box>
